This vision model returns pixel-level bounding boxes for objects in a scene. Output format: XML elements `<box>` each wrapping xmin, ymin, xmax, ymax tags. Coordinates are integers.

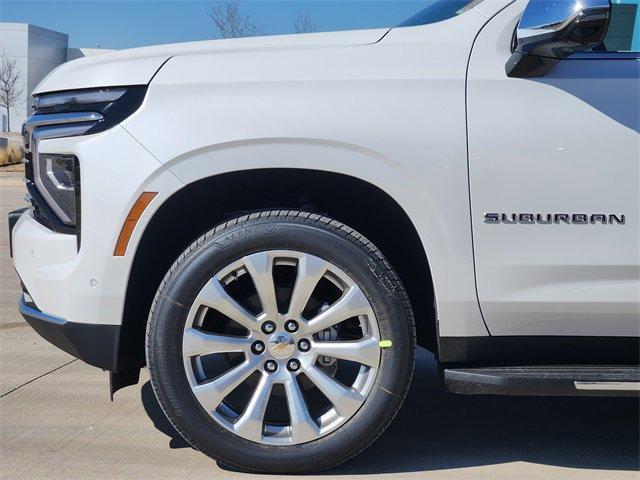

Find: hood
<box><xmin>33</xmin><ymin>28</ymin><xmax>390</xmax><ymax>95</ymax></box>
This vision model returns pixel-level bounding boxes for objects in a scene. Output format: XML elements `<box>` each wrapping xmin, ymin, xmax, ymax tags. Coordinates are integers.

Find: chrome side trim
<box><xmin>574</xmin><ymin>381</ymin><xmax>640</xmax><ymax>391</ymax></box>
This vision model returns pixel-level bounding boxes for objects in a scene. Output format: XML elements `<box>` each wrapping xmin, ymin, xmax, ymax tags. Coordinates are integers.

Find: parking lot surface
<box><xmin>1</xmin><ymin>173</ymin><xmax>638</xmax><ymax>479</ymax></box>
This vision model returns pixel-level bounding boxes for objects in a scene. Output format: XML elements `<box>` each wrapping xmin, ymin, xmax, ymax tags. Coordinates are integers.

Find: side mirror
<box><xmin>506</xmin><ymin>0</ymin><xmax>611</xmax><ymax>78</ymax></box>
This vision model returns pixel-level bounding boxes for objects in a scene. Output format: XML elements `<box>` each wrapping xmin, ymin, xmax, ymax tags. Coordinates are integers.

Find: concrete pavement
<box><xmin>1</xmin><ymin>172</ymin><xmax>638</xmax><ymax>479</ymax></box>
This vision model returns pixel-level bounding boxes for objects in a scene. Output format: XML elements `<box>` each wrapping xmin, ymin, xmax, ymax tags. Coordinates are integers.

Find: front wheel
<box><xmin>146</xmin><ymin>211</ymin><xmax>415</xmax><ymax>474</ymax></box>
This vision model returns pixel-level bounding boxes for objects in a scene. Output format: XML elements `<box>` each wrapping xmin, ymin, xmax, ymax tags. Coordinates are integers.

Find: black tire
<box><xmin>146</xmin><ymin>210</ymin><xmax>415</xmax><ymax>474</ymax></box>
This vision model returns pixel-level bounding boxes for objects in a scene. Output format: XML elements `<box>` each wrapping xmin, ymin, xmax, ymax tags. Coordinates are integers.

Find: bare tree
<box><xmin>207</xmin><ymin>0</ymin><xmax>262</xmax><ymax>39</ymax></box>
<box><xmin>293</xmin><ymin>9</ymin><xmax>316</xmax><ymax>34</ymax></box>
<box><xmin>0</xmin><ymin>51</ymin><xmax>23</xmax><ymax>132</ymax></box>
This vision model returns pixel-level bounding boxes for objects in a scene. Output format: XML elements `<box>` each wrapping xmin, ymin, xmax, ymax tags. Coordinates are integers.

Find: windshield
<box><xmin>399</xmin><ymin>0</ymin><xmax>483</xmax><ymax>27</ymax></box>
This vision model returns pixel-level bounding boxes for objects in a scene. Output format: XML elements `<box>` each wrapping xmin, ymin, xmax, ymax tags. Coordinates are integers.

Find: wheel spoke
<box><xmin>287</xmin><ymin>255</ymin><xmax>329</xmax><ymax>318</ymax></box>
<box><xmin>313</xmin><ymin>337</ymin><xmax>380</xmax><ymax>367</ymax></box>
<box><xmin>197</xmin><ymin>279</ymin><xmax>258</xmax><ymax>332</ymax></box>
<box><xmin>183</xmin><ymin>328</ymin><xmax>251</xmax><ymax>357</ymax></box>
<box><xmin>284</xmin><ymin>376</ymin><xmax>319</xmax><ymax>443</ymax></box>
<box><xmin>243</xmin><ymin>252</ymin><xmax>278</xmax><ymax>319</ymax></box>
<box><xmin>305</xmin><ymin>365</ymin><xmax>365</xmax><ymax>418</ymax></box>
<box><xmin>233</xmin><ymin>373</ymin><xmax>273</xmax><ymax>441</ymax></box>
<box><xmin>183</xmin><ymin>251</ymin><xmax>382</xmax><ymax>446</ymax></box>
<box><xmin>304</xmin><ymin>286</ymin><xmax>370</xmax><ymax>335</ymax></box>
<box><xmin>192</xmin><ymin>358</ymin><xmax>260</xmax><ymax>412</ymax></box>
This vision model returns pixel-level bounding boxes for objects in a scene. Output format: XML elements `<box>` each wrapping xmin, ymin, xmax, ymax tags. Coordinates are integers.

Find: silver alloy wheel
<box><xmin>182</xmin><ymin>250</ymin><xmax>381</xmax><ymax>446</ymax></box>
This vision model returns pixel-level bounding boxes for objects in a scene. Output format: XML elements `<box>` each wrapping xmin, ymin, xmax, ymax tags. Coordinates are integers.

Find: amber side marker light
<box><xmin>114</xmin><ymin>192</ymin><xmax>158</xmax><ymax>257</ymax></box>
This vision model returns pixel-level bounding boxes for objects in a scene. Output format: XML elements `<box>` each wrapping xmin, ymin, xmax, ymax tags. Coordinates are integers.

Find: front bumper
<box><xmin>19</xmin><ymin>294</ymin><xmax>120</xmax><ymax>371</ymax></box>
<box><xmin>10</xmin><ymin>207</ymin><xmax>120</xmax><ymax>371</ymax></box>
<box><xmin>10</xmin><ymin>126</ymin><xmax>180</xmax><ymax>326</ymax></box>
<box><xmin>19</xmin><ymin>292</ymin><xmax>141</xmax><ymax>397</ymax></box>
<box><xmin>9</xmin><ymin>126</ymin><xmax>183</xmax><ymax>377</ymax></box>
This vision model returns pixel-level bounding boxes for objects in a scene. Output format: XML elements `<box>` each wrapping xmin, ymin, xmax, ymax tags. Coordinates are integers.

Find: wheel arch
<box><xmin>117</xmin><ymin>168</ymin><xmax>436</xmax><ymax>372</ymax></box>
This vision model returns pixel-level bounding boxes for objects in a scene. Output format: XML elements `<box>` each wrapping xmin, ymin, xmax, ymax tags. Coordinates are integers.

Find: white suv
<box><xmin>9</xmin><ymin>0</ymin><xmax>640</xmax><ymax>473</ymax></box>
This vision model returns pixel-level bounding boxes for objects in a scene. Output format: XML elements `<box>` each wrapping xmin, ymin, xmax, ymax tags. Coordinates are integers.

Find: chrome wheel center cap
<box><xmin>267</xmin><ymin>332</ymin><xmax>295</xmax><ymax>359</ymax></box>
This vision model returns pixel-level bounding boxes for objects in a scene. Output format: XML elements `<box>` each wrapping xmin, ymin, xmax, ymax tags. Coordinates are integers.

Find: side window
<box><xmin>602</xmin><ymin>0</ymin><xmax>640</xmax><ymax>51</ymax></box>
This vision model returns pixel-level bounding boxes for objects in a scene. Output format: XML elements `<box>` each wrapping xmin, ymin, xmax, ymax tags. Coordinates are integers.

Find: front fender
<box><xmin>123</xmin><ymin>135</ymin><xmax>488</xmax><ymax>338</ymax></box>
<box><xmin>122</xmin><ymin>20</ymin><xmax>490</xmax><ymax>337</ymax></box>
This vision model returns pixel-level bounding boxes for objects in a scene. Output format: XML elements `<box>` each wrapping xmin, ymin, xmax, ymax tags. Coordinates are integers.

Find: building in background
<box><xmin>0</xmin><ymin>23</ymin><xmax>111</xmax><ymax>132</ymax></box>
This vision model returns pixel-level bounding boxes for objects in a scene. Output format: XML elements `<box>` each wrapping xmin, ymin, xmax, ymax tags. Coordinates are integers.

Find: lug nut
<box><xmin>287</xmin><ymin>359</ymin><xmax>300</xmax><ymax>372</ymax></box>
<box><xmin>264</xmin><ymin>360</ymin><xmax>278</xmax><ymax>373</ymax></box>
<box><xmin>298</xmin><ymin>339</ymin><xmax>311</xmax><ymax>352</ymax></box>
<box><xmin>261</xmin><ymin>321</ymin><xmax>276</xmax><ymax>334</ymax></box>
<box><xmin>284</xmin><ymin>320</ymin><xmax>299</xmax><ymax>333</ymax></box>
<box><xmin>251</xmin><ymin>341</ymin><xmax>265</xmax><ymax>355</ymax></box>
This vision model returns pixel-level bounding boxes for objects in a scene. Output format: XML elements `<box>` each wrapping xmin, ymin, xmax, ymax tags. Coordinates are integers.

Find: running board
<box><xmin>444</xmin><ymin>365</ymin><xmax>640</xmax><ymax>397</ymax></box>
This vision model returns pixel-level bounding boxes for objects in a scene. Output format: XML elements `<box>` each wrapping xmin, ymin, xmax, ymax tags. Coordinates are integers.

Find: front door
<box><xmin>467</xmin><ymin>0</ymin><xmax>640</xmax><ymax>336</ymax></box>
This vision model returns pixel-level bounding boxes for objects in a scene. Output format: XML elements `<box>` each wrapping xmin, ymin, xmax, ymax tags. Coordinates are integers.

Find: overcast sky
<box><xmin>1</xmin><ymin>1</ymin><xmax>430</xmax><ymax>49</ymax></box>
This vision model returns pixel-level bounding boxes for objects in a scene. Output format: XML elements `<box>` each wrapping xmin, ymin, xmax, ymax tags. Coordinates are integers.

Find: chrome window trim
<box><xmin>574</xmin><ymin>381</ymin><xmax>640</xmax><ymax>391</ymax></box>
<box><xmin>571</xmin><ymin>52</ymin><xmax>640</xmax><ymax>59</ymax></box>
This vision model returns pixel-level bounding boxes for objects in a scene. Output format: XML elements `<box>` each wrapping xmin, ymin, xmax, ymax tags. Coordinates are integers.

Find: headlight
<box><xmin>35</xmin><ymin>154</ymin><xmax>79</xmax><ymax>226</ymax></box>
<box><xmin>31</xmin><ymin>86</ymin><xmax>147</xmax><ymax>136</ymax></box>
<box><xmin>23</xmin><ymin>86</ymin><xmax>146</xmax><ymax>231</ymax></box>
<box><xmin>34</xmin><ymin>88</ymin><xmax>127</xmax><ymax>110</ymax></box>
